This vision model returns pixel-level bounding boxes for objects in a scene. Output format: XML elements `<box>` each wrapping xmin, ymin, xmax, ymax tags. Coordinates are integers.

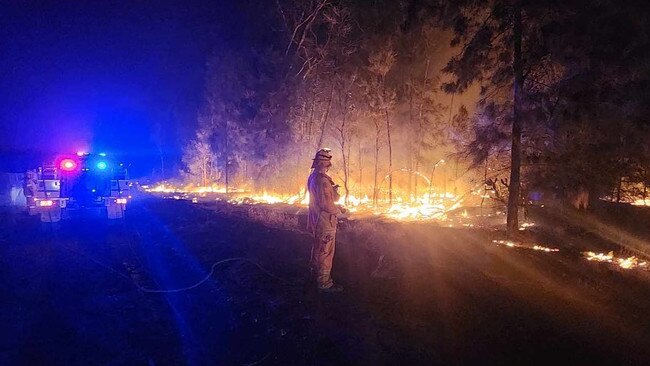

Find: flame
<box><xmin>148</xmin><ymin>184</ymin><xmax>179</xmax><ymax>193</ymax></box>
<box><xmin>518</xmin><ymin>222</ymin><xmax>535</xmax><ymax>231</ymax></box>
<box><xmin>632</xmin><ymin>198</ymin><xmax>649</xmax><ymax>206</ymax></box>
<box><xmin>146</xmin><ymin>183</ymin><xmax>245</xmax><ymax>194</ymax></box>
<box><xmin>492</xmin><ymin>239</ymin><xmax>559</xmax><ymax>252</ymax></box>
<box><xmin>228</xmin><ymin>191</ymin><xmax>307</xmax><ymax>205</ymax></box>
<box><xmin>584</xmin><ymin>251</ymin><xmax>649</xmax><ymax>270</ymax></box>
<box><xmin>145</xmin><ymin>183</ymin><xmax>465</xmax><ymax>222</ymax></box>
<box><xmin>380</xmin><ymin>193</ymin><xmax>463</xmax><ymax>221</ymax></box>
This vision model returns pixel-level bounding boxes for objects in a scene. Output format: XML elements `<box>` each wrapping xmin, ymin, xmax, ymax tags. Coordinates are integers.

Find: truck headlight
<box><xmin>38</xmin><ymin>200</ymin><xmax>54</xmax><ymax>207</ymax></box>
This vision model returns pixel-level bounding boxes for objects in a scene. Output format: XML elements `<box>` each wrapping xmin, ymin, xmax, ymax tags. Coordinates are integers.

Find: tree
<box><xmin>364</xmin><ymin>41</ymin><xmax>397</xmax><ymax>205</ymax></box>
<box><xmin>442</xmin><ymin>0</ymin><xmax>650</xmax><ymax>225</ymax></box>
<box><xmin>441</xmin><ymin>0</ymin><xmax>563</xmax><ymax>233</ymax></box>
<box><xmin>396</xmin><ymin>24</ymin><xmax>447</xmax><ymax>200</ymax></box>
<box><xmin>333</xmin><ymin>71</ymin><xmax>359</xmax><ymax>204</ymax></box>
<box><xmin>182</xmin><ymin>130</ymin><xmax>217</xmax><ymax>186</ymax></box>
<box><xmin>185</xmin><ymin>0</ymin><xmax>650</xmax><ymax>213</ymax></box>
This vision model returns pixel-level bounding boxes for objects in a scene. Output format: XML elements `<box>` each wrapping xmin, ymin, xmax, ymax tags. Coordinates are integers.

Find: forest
<box><xmin>179</xmin><ymin>0</ymin><xmax>650</xmax><ymax>232</ymax></box>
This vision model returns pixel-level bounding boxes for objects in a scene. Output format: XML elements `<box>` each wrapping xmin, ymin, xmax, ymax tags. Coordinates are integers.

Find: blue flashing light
<box><xmin>98</xmin><ymin>152</ymin><xmax>107</xmax><ymax>157</ymax></box>
<box><xmin>96</xmin><ymin>161</ymin><xmax>108</xmax><ymax>170</ymax></box>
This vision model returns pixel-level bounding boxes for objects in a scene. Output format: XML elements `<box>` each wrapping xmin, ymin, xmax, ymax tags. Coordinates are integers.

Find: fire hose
<box><xmin>42</xmin><ymin>218</ymin><xmax>293</xmax><ymax>294</ymax></box>
<box><xmin>62</xmin><ymin>245</ymin><xmax>291</xmax><ymax>293</ymax></box>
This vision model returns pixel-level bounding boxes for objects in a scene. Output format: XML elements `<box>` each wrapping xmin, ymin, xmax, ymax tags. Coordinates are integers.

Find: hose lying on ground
<box><xmin>59</xmin><ymin>241</ymin><xmax>291</xmax><ymax>293</ymax></box>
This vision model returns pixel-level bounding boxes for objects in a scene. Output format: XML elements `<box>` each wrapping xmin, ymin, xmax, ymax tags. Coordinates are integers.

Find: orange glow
<box><xmin>144</xmin><ymin>183</ymin><xmax>465</xmax><ymax>221</ymax></box>
<box><xmin>584</xmin><ymin>251</ymin><xmax>648</xmax><ymax>270</ymax></box>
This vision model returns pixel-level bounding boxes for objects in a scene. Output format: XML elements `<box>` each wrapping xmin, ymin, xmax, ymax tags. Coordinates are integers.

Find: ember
<box><xmin>491</xmin><ymin>240</ymin><xmax>559</xmax><ymax>253</ymax></box>
<box><xmin>519</xmin><ymin>222</ymin><xmax>535</xmax><ymax>231</ymax></box>
<box><xmin>632</xmin><ymin>198</ymin><xmax>649</xmax><ymax>206</ymax></box>
<box><xmin>584</xmin><ymin>251</ymin><xmax>649</xmax><ymax>270</ymax></box>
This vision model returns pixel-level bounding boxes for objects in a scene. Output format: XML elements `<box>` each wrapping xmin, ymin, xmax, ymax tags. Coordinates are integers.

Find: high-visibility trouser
<box><xmin>311</xmin><ymin>213</ymin><xmax>337</xmax><ymax>289</ymax></box>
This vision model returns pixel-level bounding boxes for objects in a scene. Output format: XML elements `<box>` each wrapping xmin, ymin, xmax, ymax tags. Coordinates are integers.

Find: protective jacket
<box><xmin>307</xmin><ymin>171</ymin><xmax>340</xmax><ymax>289</ymax></box>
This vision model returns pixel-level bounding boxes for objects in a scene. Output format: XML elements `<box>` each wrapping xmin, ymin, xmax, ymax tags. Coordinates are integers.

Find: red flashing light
<box><xmin>60</xmin><ymin>158</ymin><xmax>77</xmax><ymax>171</ymax></box>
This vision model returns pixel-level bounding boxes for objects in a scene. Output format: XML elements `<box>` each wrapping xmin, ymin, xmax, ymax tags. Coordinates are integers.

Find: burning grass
<box><xmin>584</xmin><ymin>251</ymin><xmax>649</xmax><ymax>270</ymax></box>
<box><xmin>143</xmin><ymin>183</ymin><xmax>473</xmax><ymax>222</ymax></box>
<box><xmin>491</xmin><ymin>239</ymin><xmax>560</xmax><ymax>253</ymax></box>
<box><xmin>144</xmin><ymin>182</ymin><xmax>650</xmax><ymax>274</ymax></box>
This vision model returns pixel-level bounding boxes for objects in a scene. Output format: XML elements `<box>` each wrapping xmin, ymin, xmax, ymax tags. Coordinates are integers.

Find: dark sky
<box><xmin>0</xmin><ymin>0</ymin><xmax>232</xmax><ymax>176</ymax></box>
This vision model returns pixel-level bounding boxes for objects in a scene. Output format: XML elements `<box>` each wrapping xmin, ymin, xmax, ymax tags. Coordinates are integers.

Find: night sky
<box><xmin>0</xmin><ymin>1</ymin><xmax>234</xmax><ymax>176</ymax></box>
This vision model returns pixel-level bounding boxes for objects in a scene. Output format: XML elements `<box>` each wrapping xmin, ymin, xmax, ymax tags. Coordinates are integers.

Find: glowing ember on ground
<box><xmin>584</xmin><ymin>251</ymin><xmax>649</xmax><ymax>270</ymax></box>
<box><xmin>227</xmin><ymin>191</ymin><xmax>308</xmax><ymax>205</ymax></box>
<box><xmin>518</xmin><ymin>222</ymin><xmax>535</xmax><ymax>231</ymax></box>
<box><xmin>584</xmin><ymin>251</ymin><xmax>613</xmax><ymax>262</ymax></box>
<box><xmin>601</xmin><ymin>195</ymin><xmax>650</xmax><ymax>206</ymax></box>
<box><xmin>492</xmin><ymin>240</ymin><xmax>559</xmax><ymax>252</ymax></box>
<box><xmin>532</xmin><ymin>245</ymin><xmax>559</xmax><ymax>252</ymax></box>
<box><xmin>147</xmin><ymin>184</ymin><xmax>179</xmax><ymax>193</ymax></box>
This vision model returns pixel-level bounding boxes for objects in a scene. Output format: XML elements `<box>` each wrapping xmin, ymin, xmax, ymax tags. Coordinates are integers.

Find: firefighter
<box><xmin>23</xmin><ymin>170</ymin><xmax>36</xmax><ymax>205</ymax></box>
<box><xmin>307</xmin><ymin>148</ymin><xmax>346</xmax><ymax>293</ymax></box>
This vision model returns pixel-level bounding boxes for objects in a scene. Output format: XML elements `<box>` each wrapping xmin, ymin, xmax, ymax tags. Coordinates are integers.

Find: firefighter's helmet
<box><xmin>311</xmin><ymin>148</ymin><xmax>332</xmax><ymax>169</ymax></box>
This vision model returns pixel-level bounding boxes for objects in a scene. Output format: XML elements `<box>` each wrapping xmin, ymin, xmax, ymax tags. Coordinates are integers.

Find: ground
<box><xmin>1</xmin><ymin>196</ymin><xmax>650</xmax><ymax>365</ymax></box>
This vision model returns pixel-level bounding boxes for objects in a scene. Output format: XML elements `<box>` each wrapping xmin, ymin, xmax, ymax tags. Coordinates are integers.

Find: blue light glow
<box><xmin>96</xmin><ymin>161</ymin><xmax>108</xmax><ymax>170</ymax></box>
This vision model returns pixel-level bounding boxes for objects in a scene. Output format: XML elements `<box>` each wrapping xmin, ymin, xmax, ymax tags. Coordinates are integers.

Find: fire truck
<box><xmin>24</xmin><ymin>152</ymin><xmax>131</xmax><ymax>222</ymax></box>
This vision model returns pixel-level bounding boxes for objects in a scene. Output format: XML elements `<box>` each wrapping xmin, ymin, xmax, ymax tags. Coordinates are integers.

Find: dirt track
<box><xmin>1</xmin><ymin>197</ymin><xmax>650</xmax><ymax>365</ymax></box>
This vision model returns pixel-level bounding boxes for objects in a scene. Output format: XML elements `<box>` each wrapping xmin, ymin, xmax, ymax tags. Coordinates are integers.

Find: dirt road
<box><xmin>1</xmin><ymin>198</ymin><xmax>649</xmax><ymax>365</ymax></box>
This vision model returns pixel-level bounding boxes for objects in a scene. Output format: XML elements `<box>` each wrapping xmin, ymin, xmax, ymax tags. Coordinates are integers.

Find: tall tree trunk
<box><xmin>317</xmin><ymin>84</ymin><xmax>334</xmax><ymax>149</ymax></box>
<box><xmin>415</xmin><ymin>60</ymin><xmax>430</xmax><ymax>202</ymax></box>
<box><xmin>443</xmin><ymin>165</ymin><xmax>447</xmax><ymax>195</ymax></box>
<box><xmin>346</xmin><ymin>138</ymin><xmax>351</xmax><ymax>201</ymax></box>
<box><xmin>454</xmin><ymin>156</ymin><xmax>459</xmax><ymax>195</ymax></box>
<box><xmin>408</xmin><ymin>150</ymin><xmax>413</xmax><ymax>202</ymax></box>
<box><xmin>643</xmin><ymin>170</ymin><xmax>650</xmax><ymax>206</ymax></box>
<box><xmin>358</xmin><ymin>141</ymin><xmax>363</xmax><ymax>197</ymax></box>
<box><xmin>225</xmin><ymin>120</ymin><xmax>229</xmax><ymax>194</ymax></box>
<box><xmin>338</xmin><ymin>78</ymin><xmax>355</xmax><ymax>204</ymax></box>
<box><xmin>408</xmin><ymin>83</ymin><xmax>415</xmax><ymax>202</ymax></box>
<box><xmin>428</xmin><ymin>165</ymin><xmax>436</xmax><ymax>204</ymax></box>
<box><xmin>480</xmin><ymin>154</ymin><xmax>488</xmax><ymax>211</ymax></box>
<box><xmin>385</xmin><ymin>108</ymin><xmax>393</xmax><ymax>205</ymax></box>
<box><xmin>307</xmin><ymin>92</ymin><xmax>316</xmax><ymax>142</ymax></box>
<box><xmin>158</xmin><ymin>146</ymin><xmax>165</xmax><ymax>180</ymax></box>
<box><xmin>414</xmin><ymin>161</ymin><xmax>419</xmax><ymax>198</ymax></box>
<box><xmin>373</xmin><ymin>121</ymin><xmax>380</xmax><ymax>206</ymax></box>
<box><xmin>643</xmin><ymin>172</ymin><xmax>648</xmax><ymax>206</ymax></box>
<box><xmin>202</xmin><ymin>157</ymin><xmax>207</xmax><ymax>186</ymax></box>
<box><xmin>507</xmin><ymin>3</ymin><xmax>523</xmax><ymax>234</ymax></box>
<box><xmin>339</xmin><ymin>115</ymin><xmax>349</xmax><ymax>205</ymax></box>
<box><xmin>448</xmin><ymin>93</ymin><xmax>455</xmax><ymax>125</ymax></box>
<box><xmin>243</xmin><ymin>161</ymin><xmax>248</xmax><ymax>185</ymax></box>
